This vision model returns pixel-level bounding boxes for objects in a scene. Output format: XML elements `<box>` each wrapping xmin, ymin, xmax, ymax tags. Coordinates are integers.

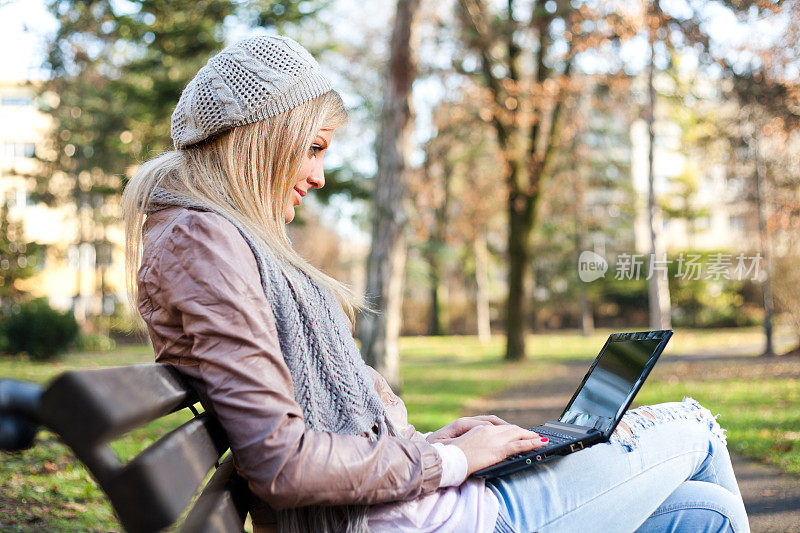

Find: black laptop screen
<box><xmin>559</xmin><ymin>338</ymin><xmax>662</xmax><ymax>434</ymax></box>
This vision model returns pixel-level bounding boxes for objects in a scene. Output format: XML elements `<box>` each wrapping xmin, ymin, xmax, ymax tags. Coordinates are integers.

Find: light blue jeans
<box><xmin>488</xmin><ymin>399</ymin><xmax>749</xmax><ymax>532</ymax></box>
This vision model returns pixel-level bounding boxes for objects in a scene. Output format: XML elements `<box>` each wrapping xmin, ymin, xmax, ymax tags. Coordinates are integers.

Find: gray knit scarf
<box><xmin>147</xmin><ymin>188</ymin><xmax>391</xmax><ymax>533</ymax></box>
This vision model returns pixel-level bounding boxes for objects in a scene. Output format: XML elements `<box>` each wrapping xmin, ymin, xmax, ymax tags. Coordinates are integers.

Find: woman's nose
<box><xmin>308</xmin><ymin>166</ymin><xmax>325</xmax><ymax>189</ymax></box>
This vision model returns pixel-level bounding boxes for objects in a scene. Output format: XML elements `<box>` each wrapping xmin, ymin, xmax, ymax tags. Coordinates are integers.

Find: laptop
<box><xmin>473</xmin><ymin>329</ymin><xmax>673</xmax><ymax>479</ymax></box>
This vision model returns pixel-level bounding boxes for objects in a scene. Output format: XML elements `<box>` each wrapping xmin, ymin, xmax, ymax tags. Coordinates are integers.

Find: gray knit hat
<box><xmin>170</xmin><ymin>34</ymin><xmax>333</xmax><ymax>149</ymax></box>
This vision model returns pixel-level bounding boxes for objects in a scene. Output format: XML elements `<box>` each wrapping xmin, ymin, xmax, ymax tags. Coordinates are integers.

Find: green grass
<box><xmin>0</xmin><ymin>345</ymin><xmax>191</xmax><ymax>531</ymax></box>
<box><xmin>2</xmin><ymin>431</ymin><xmax>118</xmax><ymax>531</ymax></box>
<box><xmin>0</xmin><ymin>344</ymin><xmax>154</xmax><ymax>383</ymax></box>
<box><xmin>399</xmin><ymin>326</ymin><xmax>795</xmax><ymax>431</ymax></box>
<box><xmin>0</xmin><ymin>327</ymin><xmax>796</xmax><ymax>530</ymax></box>
<box><xmin>638</xmin><ymin>377</ymin><xmax>800</xmax><ymax>475</ymax></box>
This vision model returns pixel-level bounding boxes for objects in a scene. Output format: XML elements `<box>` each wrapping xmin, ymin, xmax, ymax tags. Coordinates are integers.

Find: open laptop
<box><xmin>473</xmin><ymin>330</ymin><xmax>673</xmax><ymax>478</ymax></box>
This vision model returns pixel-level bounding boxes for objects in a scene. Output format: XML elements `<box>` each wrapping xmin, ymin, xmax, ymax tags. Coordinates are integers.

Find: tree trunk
<box><xmin>358</xmin><ymin>0</ymin><xmax>420</xmax><ymax>390</ymax></box>
<box><xmin>455</xmin><ymin>0</ymin><xmax>568</xmax><ymax>359</ymax></box>
<box><xmin>425</xmin><ymin>247</ymin><xmax>447</xmax><ymax>336</ymax></box>
<box><xmin>752</xmin><ymin>128</ymin><xmax>775</xmax><ymax>356</ymax></box>
<box><xmin>426</xmin><ymin>156</ymin><xmax>452</xmax><ymax>336</ymax></box>
<box><xmin>646</xmin><ymin>30</ymin><xmax>672</xmax><ymax>331</ymax></box>
<box><xmin>505</xmin><ymin>185</ymin><xmax>535</xmax><ymax>360</ymax></box>
<box><xmin>575</xmin><ymin>163</ymin><xmax>594</xmax><ymax>336</ymax></box>
<box><xmin>474</xmin><ymin>231</ymin><xmax>491</xmax><ymax>344</ymax></box>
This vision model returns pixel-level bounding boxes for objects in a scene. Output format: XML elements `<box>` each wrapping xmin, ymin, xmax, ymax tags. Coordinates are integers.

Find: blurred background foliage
<box><xmin>0</xmin><ymin>0</ymin><xmax>796</xmax><ymax>357</ymax></box>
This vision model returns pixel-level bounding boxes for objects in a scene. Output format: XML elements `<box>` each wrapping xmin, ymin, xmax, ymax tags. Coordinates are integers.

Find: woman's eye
<box><xmin>309</xmin><ymin>145</ymin><xmax>323</xmax><ymax>157</ymax></box>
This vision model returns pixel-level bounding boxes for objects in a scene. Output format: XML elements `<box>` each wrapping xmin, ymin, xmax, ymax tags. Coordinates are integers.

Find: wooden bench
<box><xmin>0</xmin><ymin>364</ymin><xmax>251</xmax><ymax>532</ymax></box>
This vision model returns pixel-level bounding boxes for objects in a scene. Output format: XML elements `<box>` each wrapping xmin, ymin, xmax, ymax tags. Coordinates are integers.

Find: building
<box><xmin>0</xmin><ymin>79</ymin><xmax>126</xmax><ymax>324</ymax></box>
<box><xmin>630</xmin><ymin>115</ymin><xmax>758</xmax><ymax>256</ymax></box>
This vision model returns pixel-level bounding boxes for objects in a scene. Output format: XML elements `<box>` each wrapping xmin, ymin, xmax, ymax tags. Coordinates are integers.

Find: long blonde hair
<box><xmin>121</xmin><ymin>90</ymin><xmax>361</xmax><ymax>322</ymax></box>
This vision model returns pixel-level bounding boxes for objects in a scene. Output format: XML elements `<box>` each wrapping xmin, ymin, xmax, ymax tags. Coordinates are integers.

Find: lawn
<box><xmin>399</xmin><ymin>326</ymin><xmax>797</xmax><ymax>432</ymax></box>
<box><xmin>0</xmin><ymin>327</ymin><xmax>796</xmax><ymax>530</ymax></box>
<box><xmin>637</xmin><ymin>358</ymin><xmax>800</xmax><ymax>475</ymax></box>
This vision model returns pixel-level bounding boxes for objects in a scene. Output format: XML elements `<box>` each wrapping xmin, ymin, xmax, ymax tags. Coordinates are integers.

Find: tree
<box><xmin>414</xmin><ymin>133</ymin><xmax>454</xmax><ymax>336</ymax></box>
<box><xmin>437</xmin><ymin>97</ymin><xmax>506</xmax><ymax>342</ymax></box>
<box><xmin>530</xmin><ymin>77</ymin><xmax>635</xmax><ymax>332</ymax></box>
<box><xmin>637</xmin><ymin>0</ymin><xmax>798</xmax><ymax>343</ymax></box>
<box><xmin>702</xmin><ymin>2</ymin><xmax>800</xmax><ymax>353</ymax></box>
<box><xmin>730</xmin><ymin>5</ymin><xmax>800</xmax><ymax>355</ymax></box>
<box><xmin>730</xmin><ymin>78</ymin><xmax>800</xmax><ymax>355</ymax></box>
<box><xmin>408</xmin><ymin>90</ymin><xmax>505</xmax><ymax>340</ymax></box>
<box><xmin>37</xmin><ymin>0</ymin><xmax>319</xmax><ymax>323</ymax></box>
<box><xmin>454</xmin><ymin>0</ymin><xmax>642</xmax><ymax>358</ymax></box>
<box><xmin>0</xmin><ymin>202</ymin><xmax>43</xmax><ymax>313</ymax></box>
<box><xmin>358</xmin><ymin>0</ymin><xmax>421</xmax><ymax>389</ymax></box>
<box><xmin>644</xmin><ymin>0</ymin><xmax>672</xmax><ymax>330</ymax></box>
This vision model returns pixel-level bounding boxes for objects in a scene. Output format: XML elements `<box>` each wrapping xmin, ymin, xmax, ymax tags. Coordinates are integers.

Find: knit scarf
<box><xmin>147</xmin><ymin>188</ymin><xmax>391</xmax><ymax>533</ymax></box>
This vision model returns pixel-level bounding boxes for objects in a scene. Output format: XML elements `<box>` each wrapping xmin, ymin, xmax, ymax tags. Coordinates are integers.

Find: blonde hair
<box><xmin>121</xmin><ymin>90</ymin><xmax>361</xmax><ymax>322</ymax></box>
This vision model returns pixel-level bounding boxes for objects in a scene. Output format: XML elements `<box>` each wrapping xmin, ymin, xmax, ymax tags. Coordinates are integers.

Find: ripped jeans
<box><xmin>488</xmin><ymin>398</ymin><xmax>749</xmax><ymax>532</ymax></box>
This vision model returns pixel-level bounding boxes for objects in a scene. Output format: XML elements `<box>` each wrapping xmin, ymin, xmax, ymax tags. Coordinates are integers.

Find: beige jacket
<box><xmin>137</xmin><ymin>207</ymin><xmax>443</xmax><ymax>517</ymax></box>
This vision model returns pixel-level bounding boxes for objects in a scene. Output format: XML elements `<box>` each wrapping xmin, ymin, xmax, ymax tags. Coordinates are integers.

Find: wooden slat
<box><xmin>39</xmin><ymin>364</ymin><xmax>196</xmax><ymax>448</ymax></box>
<box><xmin>181</xmin><ymin>455</ymin><xmax>248</xmax><ymax>533</ymax></box>
<box><xmin>108</xmin><ymin>413</ymin><xmax>229</xmax><ymax>533</ymax></box>
<box><xmin>24</xmin><ymin>364</ymin><xmax>250</xmax><ymax>531</ymax></box>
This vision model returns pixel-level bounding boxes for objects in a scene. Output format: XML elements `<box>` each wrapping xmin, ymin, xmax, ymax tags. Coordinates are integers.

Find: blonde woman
<box><xmin>123</xmin><ymin>35</ymin><xmax>748</xmax><ymax>532</ymax></box>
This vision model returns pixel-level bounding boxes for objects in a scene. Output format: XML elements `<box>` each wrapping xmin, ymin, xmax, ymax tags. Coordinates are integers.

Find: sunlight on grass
<box><xmin>1</xmin><ymin>432</ymin><xmax>120</xmax><ymax>531</ymax></box>
<box><xmin>638</xmin><ymin>378</ymin><xmax>800</xmax><ymax>475</ymax></box>
<box><xmin>0</xmin><ymin>344</ymin><xmax>153</xmax><ymax>384</ymax></box>
<box><xmin>400</xmin><ymin>326</ymin><xmax>794</xmax><ymax>366</ymax></box>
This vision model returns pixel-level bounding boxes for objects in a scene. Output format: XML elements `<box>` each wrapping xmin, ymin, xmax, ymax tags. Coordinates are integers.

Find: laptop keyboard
<box><xmin>500</xmin><ymin>428</ymin><xmax>575</xmax><ymax>462</ymax></box>
<box><xmin>532</xmin><ymin>428</ymin><xmax>574</xmax><ymax>443</ymax></box>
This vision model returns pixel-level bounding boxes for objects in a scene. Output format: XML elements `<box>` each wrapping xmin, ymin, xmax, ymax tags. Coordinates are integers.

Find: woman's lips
<box><xmin>293</xmin><ymin>187</ymin><xmax>305</xmax><ymax>205</ymax></box>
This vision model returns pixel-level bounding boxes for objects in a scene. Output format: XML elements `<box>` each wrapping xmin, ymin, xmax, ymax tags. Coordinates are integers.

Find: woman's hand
<box><xmin>449</xmin><ymin>424</ymin><xmax>549</xmax><ymax>475</ymax></box>
<box><xmin>425</xmin><ymin>415</ymin><xmax>509</xmax><ymax>443</ymax></box>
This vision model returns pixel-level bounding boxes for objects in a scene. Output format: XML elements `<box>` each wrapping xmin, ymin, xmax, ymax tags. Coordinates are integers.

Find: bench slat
<box><xmin>181</xmin><ymin>455</ymin><xmax>248</xmax><ymax>533</ymax></box>
<box><xmin>39</xmin><ymin>364</ymin><xmax>196</xmax><ymax>448</ymax></box>
<box><xmin>11</xmin><ymin>364</ymin><xmax>252</xmax><ymax>531</ymax></box>
<box><xmin>109</xmin><ymin>413</ymin><xmax>229</xmax><ymax>532</ymax></box>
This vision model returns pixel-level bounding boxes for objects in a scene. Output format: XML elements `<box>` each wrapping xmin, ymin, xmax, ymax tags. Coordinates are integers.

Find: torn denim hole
<box><xmin>609</xmin><ymin>397</ymin><xmax>728</xmax><ymax>452</ymax></box>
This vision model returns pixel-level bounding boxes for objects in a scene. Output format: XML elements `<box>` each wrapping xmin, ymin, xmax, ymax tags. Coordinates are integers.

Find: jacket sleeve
<box><xmin>139</xmin><ymin>210</ymin><xmax>442</xmax><ymax>509</ymax></box>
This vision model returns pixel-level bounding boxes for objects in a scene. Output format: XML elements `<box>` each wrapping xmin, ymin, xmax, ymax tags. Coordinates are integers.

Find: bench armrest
<box><xmin>0</xmin><ymin>379</ymin><xmax>43</xmax><ymax>451</ymax></box>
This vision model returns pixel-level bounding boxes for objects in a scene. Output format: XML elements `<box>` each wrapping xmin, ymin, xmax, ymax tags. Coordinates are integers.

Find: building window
<box><xmin>3</xmin><ymin>142</ymin><xmax>35</xmax><ymax>159</ymax></box>
<box><xmin>5</xmin><ymin>188</ymin><xmax>24</xmax><ymax>208</ymax></box>
<box><xmin>726</xmin><ymin>177</ymin><xmax>744</xmax><ymax>196</ymax></box>
<box><xmin>35</xmin><ymin>244</ymin><xmax>47</xmax><ymax>271</ymax></box>
<box><xmin>4</xmin><ymin>188</ymin><xmax>37</xmax><ymax>208</ymax></box>
<box><xmin>1</xmin><ymin>96</ymin><xmax>32</xmax><ymax>106</ymax></box>
<box><xmin>729</xmin><ymin>215</ymin><xmax>746</xmax><ymax>232</ymax></box>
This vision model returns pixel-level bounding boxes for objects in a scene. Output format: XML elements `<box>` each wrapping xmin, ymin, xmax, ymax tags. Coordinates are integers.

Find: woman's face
<box><xmin>285</xmin><ymin>128</ymin><xmax>334</xmax><ymax>224</ymax></box>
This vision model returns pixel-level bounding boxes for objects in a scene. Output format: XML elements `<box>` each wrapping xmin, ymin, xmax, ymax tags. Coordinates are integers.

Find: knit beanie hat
<box><xmin>170</xmin><ymin>34</ymin><xmax>333</xmax><ymax>149</ymax></box>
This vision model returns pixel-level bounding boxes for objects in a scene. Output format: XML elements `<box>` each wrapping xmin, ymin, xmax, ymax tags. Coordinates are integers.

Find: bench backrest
<box><xmin>33</xmin><ymin>363</ymin><xmax>248</xmax><ymax>532</ymax></box>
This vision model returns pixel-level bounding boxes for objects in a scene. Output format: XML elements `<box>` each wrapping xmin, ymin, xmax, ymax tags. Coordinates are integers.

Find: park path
<box><xmin>464</xmin><ymin>350</ymin><xmax>800</xmax><ymax>533</ymax></box>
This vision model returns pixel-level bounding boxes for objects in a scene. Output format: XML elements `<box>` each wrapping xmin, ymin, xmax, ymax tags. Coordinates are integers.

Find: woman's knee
<box><xmin>611</xmin><ymin>397</ymin><xmax>727</xmax><ymax>452</ymax></box>
<box><xmin>635</xmin><ymin>480</ymin><xmax>749</xmax><ymax>533</ymax></box>
<box><xmin>637</xmin><ymin>506</ymin><xmax>735</xmax><ymax>533</ymax></box>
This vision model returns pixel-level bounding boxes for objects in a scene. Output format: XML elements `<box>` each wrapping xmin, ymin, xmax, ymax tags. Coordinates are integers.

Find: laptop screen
<box><xmin>558</xmin><ymin>332</ymin><xmax>669</xmax><ymax>435</ymax></box>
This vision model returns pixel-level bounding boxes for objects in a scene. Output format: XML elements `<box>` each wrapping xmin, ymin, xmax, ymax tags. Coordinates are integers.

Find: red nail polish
<box><xmin>541</xmin><ymin>437</ymin><xmax>548</xmax><ymax>442</ymax></box>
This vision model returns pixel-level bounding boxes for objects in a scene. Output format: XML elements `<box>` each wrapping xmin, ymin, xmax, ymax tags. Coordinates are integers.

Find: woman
<box><xmin>122</xmin><ymin>35</ymin><xmax>749</xmax><ymax>532</ymax></box>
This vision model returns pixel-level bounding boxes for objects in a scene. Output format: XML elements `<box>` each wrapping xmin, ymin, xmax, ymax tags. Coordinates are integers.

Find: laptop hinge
<box><xmin>542</xmin><ymin>420</ymin><xmax>595</xmax><ymax>435</ymax></box>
